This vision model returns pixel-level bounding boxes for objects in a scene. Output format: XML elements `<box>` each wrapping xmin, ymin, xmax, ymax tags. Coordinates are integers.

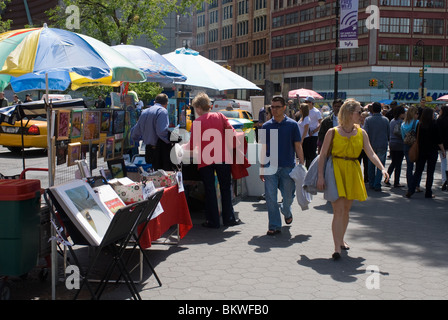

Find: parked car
<box><xmin>216</xmin><ymin>108</ymin><xmax>254</xmax><ymax>120</ymax></box>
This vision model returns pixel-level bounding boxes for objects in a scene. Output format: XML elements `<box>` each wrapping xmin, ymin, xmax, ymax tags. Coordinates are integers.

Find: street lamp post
<box><xmin>319</xmin><ymin>0</ymin><xmax>339</xmax><ymax>100</ymax></box>
<box><xmin>415</xmin><ymin>39</ymin><xmax>425</xmax><ymax>100</ymax></box>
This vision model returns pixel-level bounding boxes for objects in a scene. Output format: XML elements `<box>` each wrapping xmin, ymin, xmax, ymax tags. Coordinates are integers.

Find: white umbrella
<box><xmin>163</xmin><ymin>47</ymin><xmax>261</xmax><ymax>91</ymax></box>
<box><xmin>436</xmin><ymin>95</ymin><xmax>448</xmax><ymax>101</ymax></box>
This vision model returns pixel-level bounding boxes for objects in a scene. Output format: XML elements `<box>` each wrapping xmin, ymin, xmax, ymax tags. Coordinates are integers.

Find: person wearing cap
<box><xmin>302</xmin><ymin>96</ymin><xmax>322</xmax><ymax>168</ymax></box>
<box><xmin>11</xmin><ymin>94</ymin><xmax>22</xmax><ymax>105</ymax></box>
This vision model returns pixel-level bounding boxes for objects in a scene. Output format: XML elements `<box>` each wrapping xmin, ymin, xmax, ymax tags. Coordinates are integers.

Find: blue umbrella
<box><xmin>378</xmin><ymin>99</ymin><xmax>393</xmax><ymax>105</ymax></box>
<box><xmin>112</xmin><ymin>44</ymin><xmax>186</xmax><ymax>84</ymax></box>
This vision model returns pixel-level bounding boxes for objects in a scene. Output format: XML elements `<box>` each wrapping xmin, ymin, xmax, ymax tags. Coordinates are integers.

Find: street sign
<box><xmin>335</xmin><ymin>65</ymin><xmax>342</xmax><ymax>72</ymax></box>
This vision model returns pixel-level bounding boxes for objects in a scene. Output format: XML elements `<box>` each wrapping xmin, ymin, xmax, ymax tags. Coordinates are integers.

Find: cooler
<box><xmin>0</xmin><ymin>179</ymin><xmax>42</xmax><ymax>277</ymax></box>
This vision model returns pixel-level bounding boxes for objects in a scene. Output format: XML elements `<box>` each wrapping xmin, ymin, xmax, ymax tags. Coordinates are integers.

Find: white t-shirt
<box><xmin>308</xmin><ymin>107</ymin><xmax>322</xmax><ymax>137</ymax></box>
<box><xmin>298</xmin><ymin>116</ymin><xmax>310</xmax><ymax>140</ymax></box>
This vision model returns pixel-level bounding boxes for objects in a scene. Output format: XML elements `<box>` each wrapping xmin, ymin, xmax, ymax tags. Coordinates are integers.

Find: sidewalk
<box><xmin>7</xmin><ymin>159</ymin><xmax>448</xmax><ymax>300</ymax></box>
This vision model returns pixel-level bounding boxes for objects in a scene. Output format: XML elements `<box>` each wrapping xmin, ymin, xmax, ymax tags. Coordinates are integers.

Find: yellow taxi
<box><xmin>0</xmin><ymin>117</ymin><xmax>48</xmax><ymax>153</ymax></box>
<box><xmin>216</xmin><ymin>108</ymin><xmax>254</xmax><ymax>120</ymax></box>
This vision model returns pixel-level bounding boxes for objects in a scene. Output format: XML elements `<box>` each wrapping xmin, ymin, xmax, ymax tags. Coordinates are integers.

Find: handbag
<box><xmin>408</xmin><ymin>124</ymin><xmax>420</xmax><ymax>163</ymax></box>
<box><xmin>303</xmin><ymin>129</ymin><xmax>338</xmax><ymax>201</ymax></box>
<box><xmin>404</xmin><ymin>120</ymin><xmax>417</xmax><ymax>146</ymax></box>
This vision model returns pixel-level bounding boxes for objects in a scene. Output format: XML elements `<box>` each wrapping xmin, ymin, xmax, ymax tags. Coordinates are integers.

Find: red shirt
<box><xmin>189</xmin><ymin>112</ymin><xmax>236</xmax><ymax>169</ymax></box>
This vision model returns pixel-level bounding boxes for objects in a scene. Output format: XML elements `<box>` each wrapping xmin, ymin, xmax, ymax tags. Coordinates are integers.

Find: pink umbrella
<box><xmin>288</xmin><ymin>88</ymin><xmax>324</xmax><ymax>99</ymax></box>
<box><xmin>436</xmin><ymin>95</ymin><xmax>448</xmax><ymax>101</ymax></box>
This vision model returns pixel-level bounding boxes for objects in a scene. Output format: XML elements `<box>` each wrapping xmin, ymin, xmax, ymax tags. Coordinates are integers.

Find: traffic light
<box><xmin>419</xmin><ymin>68</ymin><xmax>423</xmax><ymax>77</ymax></box>
<box><xmin>372</xmin><ymin>79</ymin><xmax>378</xmax><ymax>87</ymax></box>
<box><xmin>390</xmin><ymin>81</ymin><xmax>394</xmax><ymax>88</ymax></box>
<box><xmin>223</xmin><ymin>64</ymin><xmax>231</xmax><ymax>70</ymax></box>
<box><xmin>369</xmin><ymin>79</ymin><xmax>373</xmax><ymax>86</ymax></box>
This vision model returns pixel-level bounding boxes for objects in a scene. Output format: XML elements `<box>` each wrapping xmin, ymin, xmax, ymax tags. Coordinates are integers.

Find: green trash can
<box><xmin>0</xmin><ymin>179</ymin><xmax>41</xmax><ymax>277</ymax></box>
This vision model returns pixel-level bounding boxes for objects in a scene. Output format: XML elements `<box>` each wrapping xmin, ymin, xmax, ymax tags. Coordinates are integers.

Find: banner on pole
<box><xmin>339</xmin><ymin>0</ymin><xmax>359</xmax><ymax>49</ymax></box>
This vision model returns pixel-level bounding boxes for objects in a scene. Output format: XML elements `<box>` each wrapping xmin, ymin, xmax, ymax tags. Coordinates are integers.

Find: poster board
<box><xmin>50</xmin><ymin>179</ymin><xmax>114</xmax><ymax>246</ymax></box>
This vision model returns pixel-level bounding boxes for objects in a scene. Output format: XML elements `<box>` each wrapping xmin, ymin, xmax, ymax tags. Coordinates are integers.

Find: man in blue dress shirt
<box><xmin>131</xmin><ymin>93</ymin><xmax>173</xmax><ymax>170</ymax></box>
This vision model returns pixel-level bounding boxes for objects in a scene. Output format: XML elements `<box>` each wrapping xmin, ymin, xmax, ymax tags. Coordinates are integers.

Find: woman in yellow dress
<box><xmin>317</xmin><ymin>99</ymin><xmax>389</xmax><ymax>260</ymax></box>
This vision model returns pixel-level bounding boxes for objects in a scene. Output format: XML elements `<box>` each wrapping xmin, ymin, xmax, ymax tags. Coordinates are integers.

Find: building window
<box><xmin>358</xmin><ymin>19</ymin><xmax>368</xmax><ymax>35</ymax></box>
<box><xmin>299</xmin><ymin>29</ymin><xmax>314</xmax><ymax>44</ymax></box>
<box><xmin>382</xmin><ymin>0</ymin><xmax>411</xmax><ymax>6</ymax></box>
<box><xmin>253</xmin><ymin>38</ymin><xmax>266</xmax><ymax>56</ymax></box>
<box><xmin>222</xmin><ymin>25</ymin><xmax>233</xmax><ymax>40</ymax></box>
<box><xmin>285</xmin><ymin>32</ymin><xmax>298</xmax><ymax>47</ymax></box>
<box><xmin>208</xmin><ymin>48</ymin><xmax>218</xmax><ymax>61</ymax></box>
<box><xmin>272</xmin><ymin>16</ymin><xmax>284</xmax><ymax>28</ymax></box>
<box><xmin>314</xmin><ymin>50</ymin><xmax>330</xmax><ymax>65</ymax></box>
<box><xmin>300</xmin><ymin>8</ymin><xmax>315</xmax><ymax>22</ymax></box>
<box><xmin>413</xmin><ymin>18</ymin><xmax>444</xmax><ymax>35</ymax></box>
<box><xmin>316</xmin><ymin>2</ymin><xmax>332</xmax><ymax>18</ymax></box>
<box><xmin>349</xmin><ymin>45</ymin><xmax>368</xmax><ymax>62</ymax></box>
<box><xmin>238</xmin><ymin>0</ymin><xmax>249</xmax><ymax>15</ymax></box>
<box><xmin>284</xmin><ymin>55</ymin><xmax>297</xmax><ymax>68</ymax></box>
<box><xmin>315</xmin><ymin>26</ymin><xmax>330</xmax><ymax>42</ymax></box>
<box><xmin>253</xmin><ymin>63</ymin><xmax>265</xmax><ymax>80</ymax></box>
<box><xmin>237</xmin><ymin>21</ymin><xmax>249</xmax><ymax>36</ymax></box>
<box><xmin>208</xmin><ymin>29</ymin><xmax>218</xmax><ymax>43</ymax></box>
<box><xmin>271</xmin><ymin>57</ymin><xmax>283</xmax><ymax>70</ymax></box>
<box><xmin>209</xmin><ymin>10</ymin><xmax>218</xmax><ymax>24</ymax></box>
<box><xmin>414</xmin><ymin>0</ymin><xmax>445</xmax><ymax>8</ymax></box>
<box><xmin>236</xmin><ymin>42</ymin><xmax>248</xmax><ymax>58</ymax></box>
<box><xmin>196</xmin><ymin>32</ymin><xmax>205</xmax><ymax>46</ymax></box>
<box><xmin>223</xmin><ymin>5</ymin><xmax>233</xmax><ymax>20</ymax></box>
<box><xmin>255</xmin><ymin>0</ymin><xmax>267</xmax><ymax>10</ymax></box>
<box><xmin>197</xmin><ymin>14</ymin><xmax>205</xmax><ymax>28</ymax></box>
<box><xmin>285</xmin><ymin>12</ymin><xmax>298</xmax><ymax>25</ymax></box>
<box><xmin>222</xmin><ymin>45</ymin><xmax>232</xmax><ymax>60</ymax></box>
<box><xmin>414</xmin><ymin>45</ymin><xmax>443</xmax><ymax>62</ymax></box>
<box><xmin>299</xmin><ymin>52</ymin><xmax>313</xmax><ymax>66</ymax></box>
<box><xmin>272</xmin><ymin>35</ymin><xmax>284</xmax><ymax>49</ymax></box>
<box><xmin>380</xmin><ymin>17</ymin><xmax>410</xmax><ymax>33</ymax></box>
<box><xmin>379</xmin><ymin>44</ymin><xmax>409</xmax><ymax>60</ymax></box>
<box><xmin>254</xmin><ymin>15</ymin><xmax>267</xmax><ymax>33</ymax></box>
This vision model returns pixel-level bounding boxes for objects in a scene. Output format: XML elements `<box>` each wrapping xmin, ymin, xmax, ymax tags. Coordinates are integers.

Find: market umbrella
<box><xmin>0</xmin><ymin>25</ymin><xmax>146</xmax><ymax>91</ymax></box>
<box><xmin>378</xmin><ymin>99</ymin><xmax>393</xmax><ymax>105</ymax></box>
<box><xmin>436</xmin><ymin>95</ymin><xmax>448</xmax><ymax>101</ymax></box>
<box><xmin>288</xmin><ymin>88</ymin><xmax>324</xmax><ymax>99</ymax></box>
<box><xmin>163</xmin><ymin>47</ymin><xmax>261</xmax><ymax>91</ymax></box>
<box><xmin>112</xmin><ymin>44</ymin><xmax>186</xmax><ymax>84</ymax></box>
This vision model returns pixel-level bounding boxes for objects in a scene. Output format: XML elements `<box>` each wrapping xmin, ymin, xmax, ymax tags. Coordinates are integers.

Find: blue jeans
<box><xmin>368</xmin><ymin>148</ymin><xmax>387</xmax><ymax>189</ymax></box>
<box><xmin>264</xmin><ymin>167</ymin><xmax>295</xmax><ymax>231</ymax></box>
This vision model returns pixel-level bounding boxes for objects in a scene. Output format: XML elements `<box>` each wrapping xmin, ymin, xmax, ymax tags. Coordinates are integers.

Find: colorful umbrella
<box><xmin>112</xmin><ymin>44</ymin><xmax>186</xmax><ymax>84</ymax></box>
<box><xmin>163</xmin><ymin>48</ymin><xmax>261</xmax><ymax>91</ymax></box>
<box><xmin>288</xmin><ymin>88</ymin><xmax>324</xmax><ymax>99</ymax></box>
<box><xmin>436</xmin><ymin>95</ymin><xmax>448</xmax><ymax>101</ymax></box>
<box><xmin>0</xmin><ymin>25</ymin><xmax>145</xmax><ymax>91</ymax></box>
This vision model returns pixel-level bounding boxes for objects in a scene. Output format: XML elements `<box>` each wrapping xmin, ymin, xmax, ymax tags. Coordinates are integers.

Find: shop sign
<box><xmin>392</xmin><ymin>91</ymin><xmax>448</xmax><ymax>102</ymax></box>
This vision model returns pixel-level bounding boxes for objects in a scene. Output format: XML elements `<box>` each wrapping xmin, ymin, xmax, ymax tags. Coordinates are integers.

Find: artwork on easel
<box><xmin>56</xmin><ymin>140</ymin><xmax>68</xmax><ymax>165</ymax></box>
<box><xmin>70</xmin><ymin>110</ymin><xmax>82</xmax><ymax>139</ymax></box>
<box><xmin>107</xmin><ymin>158</ymin><xmax>127</xmax><ymax>179</ymax></box>
<box><xmin>104</xmin><ymin>137</ymin><xmax>114</xmax><ymax>161</ymax></box>
<box><xmin>90</xmin><ymin>144</ymin><xmax>98</xmax><ymax>170</ymax></box>
<box><xmin>67</xmin><ymin>142</ymin><xmax>81</xmax><ymax>167</ymax></box>
<box><xmin>50</xmin><ymin>179</ymin><xmax>114</xmax><ymax>246</ymax></box>
<box><xmin>98</xmin><ymin>142</ymin><xmax>105</xmax><ymax>159</ymax></box>
<box><xmin>100</xmin><ymin>111</ymin><xmax>112</xmax><ymax>133</ymax></box>
<box><xmin>56</xmin><ymin>110</ymin><xmax>71</xmax><ymax>140</ymax></box>
<box><xmin>83</xmin><ymin>110</ymin><xmax>100</xmax><ymax>141</ymax></box>
<box><xmin>113</xmin><ymin>139</ymin><xmax>123</xmax><ymax>158</ymax></box>
<box><xmin>112</xmin><ymin>110</ymin><xmax>125</xmax><ymax>134</ymax></box>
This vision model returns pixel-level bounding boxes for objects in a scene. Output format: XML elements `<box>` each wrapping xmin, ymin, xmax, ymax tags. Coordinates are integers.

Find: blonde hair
<box><xmin>192</xmin><ymin>92</ymin><xmax>211</xmax><ymax>111</ymax></box>
<box><xmin>404</xmin><ymin>105</ymin><xmax>418</xmax><ymax>124</ymax></box>
<box><xmin>338</xmin><ymin>98</ymin><xmax>361</xmax><ymax>128</ymax></box>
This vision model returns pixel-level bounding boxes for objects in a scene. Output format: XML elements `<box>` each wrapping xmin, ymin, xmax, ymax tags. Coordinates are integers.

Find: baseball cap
<box><xmin>304</xmin><ymin>96</ymin><xmax>315</xmax><ymax>103</ymax></box>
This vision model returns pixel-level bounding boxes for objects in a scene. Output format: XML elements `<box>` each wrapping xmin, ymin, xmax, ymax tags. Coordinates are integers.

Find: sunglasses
<box><xmin>270</xmin><ymin>105</ymin><xmax>284</xmax><ymax>109</ymax></box>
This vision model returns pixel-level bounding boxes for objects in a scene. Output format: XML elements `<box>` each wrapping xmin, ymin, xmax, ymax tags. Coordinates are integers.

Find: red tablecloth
<box><xmin>138</xmin><ymin>184</ymin><xmax>192</xmax><ymax>249</ymax></box>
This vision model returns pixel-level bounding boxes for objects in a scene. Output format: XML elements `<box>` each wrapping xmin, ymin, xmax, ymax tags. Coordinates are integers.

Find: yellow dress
<box><xmin>331</xmin><ymin>127</ymin><xmax>367</xmax><ymax>201</ymax></box>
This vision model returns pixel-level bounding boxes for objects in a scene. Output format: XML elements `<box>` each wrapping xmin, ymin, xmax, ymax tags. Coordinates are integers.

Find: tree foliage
<box><xmin>0</xmin><ymin>0</ymin><xmax>11</xmax><ymax>33</ymax></box>
<box><xmin>47</xmin><ymin>0</ymin><xmax>205</xmax><ymax>46</ymax></box>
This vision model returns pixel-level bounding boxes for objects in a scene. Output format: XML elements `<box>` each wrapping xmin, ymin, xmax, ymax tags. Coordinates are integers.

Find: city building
<box><xmin>193</xmin><ymin>0</ymin><xmax>448</xmax><ymax>104</ymax></box>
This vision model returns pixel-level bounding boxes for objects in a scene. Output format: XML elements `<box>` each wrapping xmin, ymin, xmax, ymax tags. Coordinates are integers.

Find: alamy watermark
<box><xmin>65</xmin><ymin>5</ymin><xmax>80</xmax><ymax>30</ymax></box>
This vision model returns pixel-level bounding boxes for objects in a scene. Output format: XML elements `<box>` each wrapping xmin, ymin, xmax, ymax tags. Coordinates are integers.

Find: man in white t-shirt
<box><xmin>302</xmin><ymin>96</ymin><xmax>322</xmax><ymax>168</ymax></box>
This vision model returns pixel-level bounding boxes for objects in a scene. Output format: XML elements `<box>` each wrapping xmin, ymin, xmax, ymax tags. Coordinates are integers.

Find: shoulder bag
<box><xmin>404</xmin><ymin>120</ymin><xmax>417</xmax><ymax>146</ymax></box>
<box><xmin>408</xmin><ymin>123</ymin><xmax>420</xmax><ymax>163</ymax></box>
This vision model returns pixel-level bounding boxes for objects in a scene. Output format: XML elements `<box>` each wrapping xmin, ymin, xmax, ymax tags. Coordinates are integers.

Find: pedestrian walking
<box><xmin>318</xmin><ymin>99</ymin><xmax>343</xmax><ymax>153</ymax></box>
<box><xmin>317</xmin><ymin>99</ymin><xmax>388</xmax><ymax>260</ymax></box>
<box><xmin>386</xmin><ymin>105</ymin><xmax>406</xmax><ymax>187</ymax></box>
<box><xmin>302</xmin><ymin>96</ymin><xmax>322</xmax><ymax>168</ymax></box>
<box><xmin>406</xmin><ymin>107</ymin><xmax>446</xmax><ymax>199</ymax></box>
<box><xmin>259</xmin><ymin>96</ymin><xmax>305</xmax><ymax>236</ymax></box>
<box><xmin>436</xmin><ymin>105</ymin><xmax>448</xmax><ymax>191</ymax></box>
<box><xmin>401</xmin><ymin>105</ymin><xmax>420</xmax><ymax>192</ymax></box>
<box><xmin>297</xmin><ymin>103</ymin><xmax>310</xmax><ymax>144</ymax></box>
<box><xmin>364</xmin><ymin>102</ymin><xmax>390</xmax><ymax>191</ymax></box>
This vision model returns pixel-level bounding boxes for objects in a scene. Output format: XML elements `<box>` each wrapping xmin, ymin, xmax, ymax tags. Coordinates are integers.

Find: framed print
<box><xmin>104</xmin><ymin>137</ymin><xmax>114</xmax><ymax>161</ymax></box>
<box><xmin>56</xmin><ymin>140</ymin><xmax>68</xmax><ymax>165</ymax></box>
<box><xmin>98</xmin><ymin>142</ymin><xmax>105</xmax><ymax>159</ymax></box>
<box><xmin>56</xmin><ymin>110</ymin><xmax>71</xmax><ymax>140</ymax></box>
<box><xmin>90</xmin><ymin>144</ymin><xmax>98</xmax><ymax>170</ymax></box>
<box><xmin>67</xmin><ymin>142</ymin><xmax>81</xmax><ymax>167</ymax></box>
<box><xmin>112</xmin><ymin>110</ymin><xmax>125</xmax><ymax>134</ymax></box>
<box><xmin>93</xmin><ymin>184</ymin><xmax>126</xmax><ymax>215</ymax></box>
<box><xmin>107</xmin><ymin>158</ymin><xmax>127</xmax><ymax>179</ymax></box>
<box><xmin>113</xmin><ymin>139</ymin><xmax>123</xmax><ymax>158</ymax></box>
<box><xmin>100</xmin><ymin>111</ymin><xmax>112</xmax><ymax>133</ymax></box>
<box><xmin>83</xmin><ymin>110</ymin><xmax>101</xmax><ymax>141</ymax></box>
<box><xmin>70</xmin><ymin>110</ymin><xmax>82</xmax><ymax>139</ymax></box>
<box><xmin>50</xmin><ymin>179</ymin><xmax>114</xmax><ymax>246</ymax></box>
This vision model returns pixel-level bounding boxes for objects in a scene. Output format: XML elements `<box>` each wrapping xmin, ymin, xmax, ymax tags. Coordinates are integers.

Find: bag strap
<box><xmin>328</xmin><ymin>128</ymin><xmax>335</xmax><ymax>158</ymax></box>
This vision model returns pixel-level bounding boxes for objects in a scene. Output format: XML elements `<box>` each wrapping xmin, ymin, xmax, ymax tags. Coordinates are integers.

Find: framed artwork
<box><xmin>104</xmin><ymin>137</ymin><xmax>114</xmax><ymax>161</ymax></box>
<box><xmin>56</xmin><ymin>140</ymin><xmax>68</xmax><ymax>165</ymax></box>
<box><xmin>113</xmin><ymin>139</ymin><xmax>123</xmax><ymax>158</ymax></box>
<box><xmin>112</xmin><ymin>110</ymin><xmax>125</xmax><ymax>134</ymax></box>
<box><xmin>100</xmin><ymin>111</ymin><xmax>112</xmax><ymax>133</ymax></box>
<box><xmin>90</xmin><ymin>144</ymin><xmax>98</xmax><ymax>170</ymax></box>
<box><xmin>70</xmin><ymin>110</ymin><xmax>82</xmax><ymax>139</ymax></box>
<box><xmin>50</xmin><ymin>179</ymin><xmax>114</xmax><ymax>246</ymax></box>
<box><xmin>57</xmin><ymin>110</ymin><xmax>71</xmax><ymax>140</ymax></box>
<box><xmin>83</xmin><ymin>110</ymin><xmax>101</xmax><ymax>141</ymax></box>
<box><xmin>93</xmin><ymin>184</ymin><xmax>126</xmax><ymax>216</ymax></box>
<box><xmin>77</xmin><ymin>159</ymin><xmax>91</xmax><ymax>178</ymax></box>
<box><xmin>67</xmin><ymin>142</ymin><xmax>81</xmax><ymax>167</ymax></box>
<box><xmin>107</xmin><ymin>158</ymin><xmax>127</xmax><ymax>179</ymax></box>
<box><xmin>98</xmin><ymin>142</ymin><xmax>105</xmax><ymax>159</ymax></box>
